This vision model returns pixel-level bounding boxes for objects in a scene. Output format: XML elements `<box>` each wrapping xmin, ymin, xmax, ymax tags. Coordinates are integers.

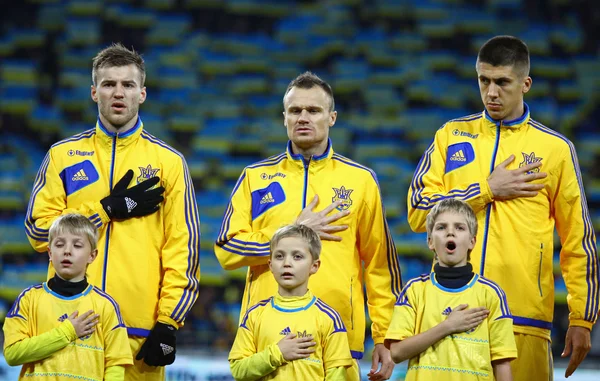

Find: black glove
<box><xmin>136</xmin><ymin>322</ymin><xmax>177</xmax><ymax>366</ymax></box>
<box><xmin>100</xmin><ymin>169</ymin><xmax>164</xmax><ymax>220</ymax></box>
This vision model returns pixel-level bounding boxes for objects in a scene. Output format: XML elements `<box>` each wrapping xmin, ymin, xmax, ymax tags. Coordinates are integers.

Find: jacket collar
<box><xmin>285</xmin><ymin>138</ymin><xmax>334</xmax><ymax>172</ymax></box>
<box><xmin>95</xmin><ymin>116</ymin><xmax>144</xmax><ymax>148</ymax></box>
<box><xmin>483</xmin><ymin>102</ymin><xmax>530</xmax><ymax>129</ymax></box>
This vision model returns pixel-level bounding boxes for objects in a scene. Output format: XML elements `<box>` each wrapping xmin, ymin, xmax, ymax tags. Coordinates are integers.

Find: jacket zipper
<box><xmin>102</xmin><ymin>134</ymin><xmax>118</xmax><ymax>290</ymax></box>
<box><xmin>480</xmin><ymin>122</ymin><xmax>502</xmax><ymax>276</ymax></box>
<box><xmin>350</xmin><ymin>276</ymin><xmax>354</xmax><ymax>329</ymax></box>
<box><xmin>245</xmin><ymin>270</ymin><xmax>254</xmax><ymax>312</ymax></box>
<box><xmin>302</xmin><ymin>158</ymin><xmax>310</xmax><ymax>209</ymax></box>
<box><xmin>538</xmin><ymin>243</ymin><xmax>543</xmax><ymax>296</ymax></box>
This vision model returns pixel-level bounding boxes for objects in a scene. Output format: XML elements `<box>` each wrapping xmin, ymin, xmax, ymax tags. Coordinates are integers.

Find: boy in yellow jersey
<box><xmin>3</xmin><ymin>214</ymin><xmax>132</xmax><ymax>380</ymax></box>
<box><xmin>229</xmin><ymin>224</ymin><xmax>353</xmax><ymax>380</ymax></box>
<box><xmin>385</xmin><ymin>199</ymin><xmax>517</xmax><ymax>380</ymax></box>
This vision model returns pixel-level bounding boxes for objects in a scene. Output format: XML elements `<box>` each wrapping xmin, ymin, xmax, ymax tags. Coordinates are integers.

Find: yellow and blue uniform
<box><xmin>385</xmin><ymin>273</ymin><xmax>517</xmax><ymax>380</ymax></box>
<box><xmin>407</xmin><ymin>104</ymin><xmax>598</xmax><ymax>341</ymax></box>
<box><xmin>229</xmin><ymin>290</ymin><xmax>352</xmax><ymax>380</ymax></box>
<box><xmin>24</xmin><ymin>118</ymin><xmax>201</xmax><ymax>379</ymax></box>
<box><xmin>215</xmin><ymin>140</ymin><xmax>403</xmax><ymax>360</ymax></box>
<box><xmin>3</xmin><ymin>283</ymin><xmax>132</xmax><ymax>380</ymax></box>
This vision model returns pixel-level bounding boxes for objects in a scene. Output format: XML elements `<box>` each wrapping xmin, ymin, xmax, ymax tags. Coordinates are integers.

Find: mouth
<box><xmin>295</xmin><ymin>127</ymin><xmax>313</xmax><ymax>134</ymax></box>
<box><xmin>445</xmin><ymin>241</ymin><xmax>457</xmax><ymax>253</ymax></box>
<box><xmin>281</xmin><ymin>272</ymin><xmax>294</xmax><ymax>279</ymax></box>
<box><xmin>61</xmin><ymin>260</ymin><xmax>73</xmax><ymax>267</ymax></box>
<box><xmin>487</xmin><ymin>103</ymin><xmax>501</xmax><ymax>110</ymax></box>
<box><xmin>111</xmin><ymin>102</ymin><xmax>127</xmax><ymax>112</ymax></box>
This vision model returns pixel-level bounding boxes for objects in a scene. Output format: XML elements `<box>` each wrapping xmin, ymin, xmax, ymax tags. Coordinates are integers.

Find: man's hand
<box><xmin>296</xmin><ymin>195</ymin><xmax>349</xmax><ymax>241</ymax></box>
<box><xmin>67</xmin><ymin>310</ymin><xmax>99</xmax><ymax>339</ymax></box>
<box><xmin>368</xmin><ymin>343</ymin><xmax>394</xmax><ymax>381</ymax></box>
<box><xmin>562</xmin><ymin>326</ymin><xmax>591</xmax><ymax>378</ymax></box>
<box><xmin>443</xmin><ymin>304</ymin><xmax>489</xmax><ymax>335</ymax></box>
<box><xmin>136</xmin><ymin>322</ymin><xmax>177</xmax><ymax>366</ymax></box>
<box><xmin>101</xmin><ymin>169</ymin><xmax>165</xmax><ymax>220</ymax></box>
<box><xmin>487</xmin><ymin>155</ymin><xmax>547</xmax><ymax>200</ymax></box>
<box><xmin>277</xmin><ymin>333</ymin><xmax>315</xmax><ymax>361</ymax></box>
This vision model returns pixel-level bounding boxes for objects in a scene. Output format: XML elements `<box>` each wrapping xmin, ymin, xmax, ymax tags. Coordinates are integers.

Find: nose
<box><xmin>114</xmin><ymin>84</ymin><xmax>125</xmax><ymax>98</ymax></box>
<box><xmin>282</xmin><ymin>256</ymin><xmax>292</xmax><ymax>267</ymax></box>
<box><xmin>63</xmin><ymin>244</ymin><xmax>72</xmax><ymax>256</ymax></box>
<box><xmin>487</xmin><ymin>83</ymin><xmax>499</xmax><ymax>99</ymax></box>
<box><xmin>298</xmin><ymin>109</ymin><xmax>310</xmax><ymax>123</ymax></box>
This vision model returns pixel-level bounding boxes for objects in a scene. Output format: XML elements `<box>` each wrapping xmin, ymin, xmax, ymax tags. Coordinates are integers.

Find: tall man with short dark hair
<box><xmin>407</xmin><ymin>36</ymin><xmax>598</xmax><ymax>379</ymax></box>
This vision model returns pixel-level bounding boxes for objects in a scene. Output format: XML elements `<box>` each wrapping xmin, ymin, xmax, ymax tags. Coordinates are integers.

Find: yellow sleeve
<box><xmin>158</xmin><ymin>155</ymin><xmax>201</xmax><ymax>328</ymax></box>
<box><xmin>384</xmin><ymin>281</ymin><xmax>417</xmax><ymax>347</ymax></box>
<box><xmin>552</xmin><ymin>143</ymin><xmax>599</xmax><ymax>329</ymax></box>
<box><xmin>407</xmin><ymin>127</ymin><xmax>493</xmax><ymax>233</ymax></box>
<box><xmin>101</xmin><ymin>296</ymin><xmax>133</xmax><ymax>367</ymax></box>
<box><xmin>229</xmin><ymin>312</ymin><xmax>285</xmax><ymax>381</ymax></box>
<box><xmin>484</xmin><ymin>281</ymin><xmax>517</xmax><ymax>362</ymax></box>
<box><xmin>24</xmin><ymin>150</ymin><xmax>110</xmax><ymax>253</ymax></box>
<box><xmin>214</xmin><ymin>169</ymin><xmax>283</xmax><ymax>270</ymax></box>
<box><xmin>104</xmin><ymin>365</ymin><xmax>125</xmax><ymax>381</ymax></box>
<box><xmin>325</xmin><ymin>366</ymin><xmax>348</xmax><ymax>381</ymax></box>
<box><xmin>3</xmin><ymin>290</ymin><xmax>77</xmax><ymax>366</ymax></box>
<box><xmin>322</xmin><ymin>313</ymin><xmax>353</xmax><ymax>370</ymax></box>
<box><xmin>358</xmin><ymin>172</ymin><xmax>403</xmax><ymax>345</ymax></box>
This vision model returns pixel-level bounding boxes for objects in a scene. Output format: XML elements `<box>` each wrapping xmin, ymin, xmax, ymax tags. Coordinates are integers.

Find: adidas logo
<box><xmin>57</xmin><ymin>313</ymin><xmax>68</xmax><ymax>322</ymax></box>
<box><xmin>260</xmin><ymin>192</ymin><xmax>275</xmax><ymax>205</ymax></box>
<box><xmin>160</xmin><ymin>343</ymin><xmax>174</xmax><ymax>356</ymax></box>
<box><xmin>280</xmin><ymin>326</ymin><xmax>291</xmax><ymax>335</ymax></box>
<box><xmin>442</xmin><ymin>307</ymin><xmax>452</xmax><ymax>316</ymax></box>
<box><xmin>450</xmin><ymin>150</ymin><xmax>466</xmax><ymax>162</ymax></box>
<box><xmin>72</xmin><ymin>169</ymin><xmax>89</xmax><ymax>181</ymax></box>
<box><xmin>125</xmin><ymin>197</ymin><xmax>137</xmax><ymax>213</ymax></box>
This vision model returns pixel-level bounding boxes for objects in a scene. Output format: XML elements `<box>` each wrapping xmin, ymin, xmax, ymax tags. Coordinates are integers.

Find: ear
<box><xmin>427</xmin><ymin>234</ymin><xmax>435</xmax><ymax>250</ymax></box>
<box><xmin>522</xmin><ymin>76</ymin><xmax>532</xmax><ymax>94</ymax></box>
<box><xmin>91</xmin><ymin>85</ymin><xmax>98</xmax><ymax>103</ymax></box>
<box><xmin>48</xmin><ymin>247</ymin><xmax>53</xmax><ymax>262</ymax></box>
<box><xmin>268</xmin><ymin>258</ymin><xmax>272</xmax><ymax>272</ymax></box>
<box><xmin>88</xmin><ymin>249</ymin><xmax>98</xmax><ymax>264</ymax></box>
<box><xmin>139</xmin><ymin>86</ymin><xmax>147</xmax><ymax>104</ymax></box>
<box><xmin>329</xmin><ymin>110</ymin><xmax>337</xmax><ymax>127</ymax></box>
<box><xmin>310</xmin><ymin>259</ymin><xmax>321</xmax><ymax>275</ymax></box>
<box><xmin>468</xmin><ymin>235</ymin><xmax>476</xmax><ymax>251</ymax></box>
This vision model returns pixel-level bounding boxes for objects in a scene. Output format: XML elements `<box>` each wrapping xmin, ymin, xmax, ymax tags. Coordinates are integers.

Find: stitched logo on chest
<box><xmin>332</xmin><ymin>186</ymin><xmax>353</xmax><ymax>211</ymax></box>
<box><xmin>519</xmin><ymin>152</ymin><xmax>543</xmax><ymax>174</ymax></box>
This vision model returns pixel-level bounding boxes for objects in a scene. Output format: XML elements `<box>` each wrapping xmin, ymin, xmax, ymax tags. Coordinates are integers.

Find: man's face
<box><xmin>428</xmin><ymin>211</ymin><xmax>475</xmax><ymax>268</ymax></box>
<box><xmin>48</xmin><ymin>232</ymin><xmax>97</xmax><ymax>282</ymax></box>
<box><xmin>91</xmin><ymin>64</ymin><xmax>146</xmax><ymax>130</ymax></box>
<box><xmin>283</xmin><ymin>86</ymin><xmax>336</xmax><ymax>151</ymax></box>
<box><xmin>476</xmin><ymin>62</ymin><xmax>531</xmax><ymax>121</ymax></box>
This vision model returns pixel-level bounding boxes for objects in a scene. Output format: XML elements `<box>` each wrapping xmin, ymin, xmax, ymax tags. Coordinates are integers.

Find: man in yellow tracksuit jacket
<box><xmin>407</xmin><ymin>36</ymin><xmax>598</xmax><ymax>380</ymax></box>
<box><xmin>215</xmin><ymin>72</ymin><xmax>403</xmax><ymax>381</ymax></box>
<box><xmin>24</xmin><ymin>43</ymin><xmax>200</xmax><ymax>381</ymax></box>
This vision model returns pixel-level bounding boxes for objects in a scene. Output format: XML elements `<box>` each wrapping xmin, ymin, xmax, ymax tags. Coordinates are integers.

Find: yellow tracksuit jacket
<box><xmin>215</xmin><ymin>140</ymin><xmax>403</xmax><ymax>358</ymax></box>
<box><xmin>24</xmin><ymin>117</ymin><xmax>201</xmax><ymax>335</ymax></box>
<box><xmin>407</xmin><ymin>104</ymin><xmax>598</xmax><ymax>340</ymax></box>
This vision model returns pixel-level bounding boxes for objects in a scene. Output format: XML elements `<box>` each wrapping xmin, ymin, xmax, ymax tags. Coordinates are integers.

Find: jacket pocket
<box><xmin>537</xmin><ymin>243</ymin><xmax>543</xmax><ymax>297</ymax></box>
<box><xmin>349</xmin><ymin>276</ymin><xmax>354</xmax><ymax>330</ymax></box>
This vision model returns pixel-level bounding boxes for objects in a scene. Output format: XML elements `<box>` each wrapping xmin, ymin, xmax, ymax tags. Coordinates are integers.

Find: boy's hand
<box><xmin>277</xmin><ymin>333</ymin><xmax>315</xmax><ymax>361</ymax></box>
<box><xmin>68</xmin><ymin>310</ymin><xmax>99</xmax><ymax>338</ymax></box>
<box><xmin>443</xmin><ymin>304</ymin><xmax>488</xmax><ymax>334</ymax></box>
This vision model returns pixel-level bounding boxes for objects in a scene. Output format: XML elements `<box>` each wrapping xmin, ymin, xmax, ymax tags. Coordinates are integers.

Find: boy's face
<box><xmin>428</xmin><ymin>211</ymin><xmax>475</xmax><ymax>267</ymax></box>
<box><xmin>269</xmin><ymin>236</ymin><xmax>320</xmax><ymax>297</ymax></box>
<box><xmin>48</xmin><ymin>231</ymin><xmax>97</xmax><ymax>282</ymax></box>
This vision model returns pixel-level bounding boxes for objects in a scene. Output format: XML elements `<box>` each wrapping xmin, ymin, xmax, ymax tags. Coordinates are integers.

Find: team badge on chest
<box><xmin>332</xmin><ymin>186</ymin><xmax>353</xmax><ymax>211</ymax></box>
<box><xmin>137</xmin><ymin>164</ymin><xmax>160</xmax><ymax>184</ymax></box>
<box><xmin>519</xmin><ymin>152</ymin><xmax>543</xmax><ymax>174</ymax></box>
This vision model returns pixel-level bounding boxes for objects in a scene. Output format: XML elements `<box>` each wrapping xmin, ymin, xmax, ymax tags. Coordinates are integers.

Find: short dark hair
<box><xmin>477</xmin><ymin>35</ymin><xmax>530</xmax><ymax>78</ymax></box>
<box><xmin>92</xmin><ymin>43</ymin><xmax>145</xmax><ymax>86</ymax></box>
<box><xmin>284</xmin><ymin>71</ymin><xmax>335</xmax><ymax>111</ymax></box>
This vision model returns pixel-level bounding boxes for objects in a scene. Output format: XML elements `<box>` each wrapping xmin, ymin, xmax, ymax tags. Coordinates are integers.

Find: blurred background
<box><xmin>0</xmin><ymin>0</ymin><xmax>598</xmax><ymax>379</ymax></box>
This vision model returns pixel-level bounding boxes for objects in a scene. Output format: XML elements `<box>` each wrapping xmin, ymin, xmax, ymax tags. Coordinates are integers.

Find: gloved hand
<box><xmin>136</xmin><ymin>322</ymin><xmax>177</xmax><ymax>366</ymax></box>
<box><xmin>100</xmin><ymin>169</ymin><xmax>165</xmax><ymax>220</ymax></box>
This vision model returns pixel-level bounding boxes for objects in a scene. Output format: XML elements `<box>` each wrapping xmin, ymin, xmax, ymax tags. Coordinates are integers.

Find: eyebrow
<box><xmin>478</xmin><ymin>74</ymin><xmax>512</xmax><ymax>82</ymax></box>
